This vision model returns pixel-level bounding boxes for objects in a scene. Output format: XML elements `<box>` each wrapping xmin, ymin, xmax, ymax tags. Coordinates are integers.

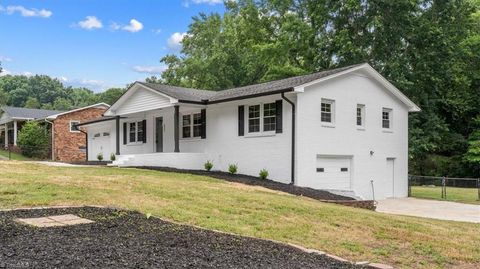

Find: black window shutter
<box><xmin>142</xmin><ymin>120</ymin><xmax>147</xmax><ymax>143</ymax></box>
<box><xmin>123</xmin><ymin>122</ymin><xmax>127</xmax><ymax>145</ymax></box>
<box><xmin>238</xmin><ymin>105</ymin><xmax>244</xmax><ymax>136</ymax></box>
<box><xmin>275</xmin><ymin>100</ymin><xmax>283</xmax><ymax>133</ymax></box>
<box><xmin>201</xmin><ymin>109</ymin><xmax>206</xmax><ymax>139</ymax></box>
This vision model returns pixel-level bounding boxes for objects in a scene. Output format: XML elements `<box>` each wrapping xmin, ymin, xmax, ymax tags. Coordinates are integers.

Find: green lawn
<box><xmin>0</xmin><ymin>161</ymin><xmax>479</xmax><ymax>268</ymax></box>
<box><xmin>411</xmin><ymin>186</ymin><xmax>480</xmax><ymax>205</ymax></box>
<box><xmin>0</xmin><ymin>149</ymin><xmax>32</xmax><ymax>161</ymax></box>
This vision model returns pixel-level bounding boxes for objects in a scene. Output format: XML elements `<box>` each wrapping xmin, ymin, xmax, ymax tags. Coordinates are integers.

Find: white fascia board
<box><xmin>104</xmin><ymin>82</ymin><xmax>178</xmax><ymax>116</ymax></box>
<box><xmin>46</xmin><ymin>103</ymin><xmax>111</xmax><ymax>120</ymax></box>
<box><xmin>294</xmin><ymin>63</ymin><xmax>421</xmax><ymax>112</ymax></box>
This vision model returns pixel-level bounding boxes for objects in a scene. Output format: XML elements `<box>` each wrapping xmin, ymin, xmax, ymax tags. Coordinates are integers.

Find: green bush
<box><xmin>228</xmin><ymin>164</ymin><xmax>237</xmax><ymax>174</ymax></box>
<box><xmin>97</xmin><ymin>153</ymin><xmax>104</xmax><ymax>161</ymax></box>
<box><xmin>17</xmin><ymin>121</ymin><xmax>50</xmax><ymax>158</ymax></box>
<box><xmin>204</xmin><ymin>160</ymin><xmax>213</xmax><ymax>171</ymax></box>
<box><xmin>110</xmin><ymin>153</ymin><xmax>116</xmax><ymax>161</ymax></box>
<box><xmin>259</xmin><ymin>169</ymin><xmax>269</xmax><ymax>180</ymax></box>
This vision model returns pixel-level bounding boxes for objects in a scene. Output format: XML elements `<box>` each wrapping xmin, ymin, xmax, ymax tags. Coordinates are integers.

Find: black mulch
<box><xmin>0</xmin><ymin>207</ymin><xmax>364</xmax><ymax>269</ymax></box>
<box><xmin>138</xmin><ymin>166</ymin><xmax>355</xmax><ymax>201</ymax></box>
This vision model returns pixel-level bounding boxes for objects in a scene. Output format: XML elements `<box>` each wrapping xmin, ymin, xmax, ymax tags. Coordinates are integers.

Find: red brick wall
<box><xmin>53</xmin><ymin>107</ymin><xmax>106</xmax><ymax>162</ymax></box>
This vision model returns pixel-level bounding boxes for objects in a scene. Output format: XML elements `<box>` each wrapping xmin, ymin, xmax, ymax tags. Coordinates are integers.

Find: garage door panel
<box><xmin>313</xmin><ymin>156</ymin><xmax>351</xmax><ymax>190</ymax></box>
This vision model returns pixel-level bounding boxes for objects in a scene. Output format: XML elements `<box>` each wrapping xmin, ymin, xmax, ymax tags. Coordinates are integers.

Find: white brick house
<box><xmin>78</xmin><ymin>63</ymin><xmax>420</xmax><ymax>200</ymax></box>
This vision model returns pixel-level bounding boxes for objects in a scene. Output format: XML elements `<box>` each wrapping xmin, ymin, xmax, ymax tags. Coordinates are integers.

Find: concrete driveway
<box><xmin>376</xmin><ymin>198</ymin><xmax>480</xmax><ymax>223</ymax></box>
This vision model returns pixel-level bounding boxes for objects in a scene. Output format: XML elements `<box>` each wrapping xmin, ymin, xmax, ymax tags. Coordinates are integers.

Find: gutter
<box><xmin>281</xmin><ymin>92</ymin><xmax>295</xmax><ymax>185</ymax></box>
<box><xmin>79</xmin><ymin>129</ymin><xmax>89</xmax><ymax>162</ymax></box>
<box><xmin>44</xmin><ymin>118</ymin><xmax>55</xmax><ymax>161</ymax></box>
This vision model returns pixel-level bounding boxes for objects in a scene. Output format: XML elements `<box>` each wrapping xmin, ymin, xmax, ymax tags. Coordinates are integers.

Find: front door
<box><xmin>155</xmin><ymin>117</ymin><xmax>163</xmax><ymax>152</ymax></box>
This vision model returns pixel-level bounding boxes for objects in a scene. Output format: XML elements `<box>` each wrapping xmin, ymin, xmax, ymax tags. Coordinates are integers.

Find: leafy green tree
<box><xmin>53</xmin><ymin>98</ymin><xmax>72</xmax><ymax>111</ymax></box>
<box><xmin>17</xmin><ymin>121</ymin><xmax>50</xmax><ymax>158</ymax></box>
<box><xmin>96</xmin><ymin>87</ymin><xmax>125</xmax><ymax>105</ymax></box>
<box><xmin>24</xmin><ymin>97</ymin><xmax>41</xmax><ymax>109</ymax></box>
<box><xmin>0</xmin><ymin>89</ymin><xmax>7</xmax><ymax>106</ymax></box>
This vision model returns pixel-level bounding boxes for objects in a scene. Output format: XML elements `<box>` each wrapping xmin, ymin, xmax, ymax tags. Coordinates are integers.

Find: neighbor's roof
<box><xmin>0</xmin><ymin>106</ymin><xmax>63</xmax><ymax>121</ymax></box>
<box><xmin>138</xmin><ymin>64</ymin><xmax>361</xmax><ymax>104</ymax></box>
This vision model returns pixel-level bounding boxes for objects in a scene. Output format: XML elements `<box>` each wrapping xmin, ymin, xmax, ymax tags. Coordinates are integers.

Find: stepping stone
<box><xmin>16</xmin><ymin>214</ymin><xmax>94</xmax><ymax>227</ymax></box>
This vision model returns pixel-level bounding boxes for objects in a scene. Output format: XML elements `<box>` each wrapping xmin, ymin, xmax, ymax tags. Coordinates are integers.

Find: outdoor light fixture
<box><xmin>370</xmin><ymin>150</ymin><xmax>374</xmax><ymax>156</ymax></box>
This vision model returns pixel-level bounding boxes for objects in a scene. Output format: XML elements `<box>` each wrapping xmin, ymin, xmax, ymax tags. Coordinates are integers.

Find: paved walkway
<box><xmin>376</xmin><ymin>198</ymin><xmax>480</xmax><ymax>223</ymax></box>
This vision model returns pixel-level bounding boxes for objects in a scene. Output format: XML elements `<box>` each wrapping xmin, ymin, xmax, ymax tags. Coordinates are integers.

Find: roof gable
<box><xmin>46</xmin><ymin>103</ymin><xmax>110</xmax><ymax>120</ymax></box>
<box><xmin>0</xmin><ymin>106</ymin><xmax>63</xmax><ymax>121</ymax></box>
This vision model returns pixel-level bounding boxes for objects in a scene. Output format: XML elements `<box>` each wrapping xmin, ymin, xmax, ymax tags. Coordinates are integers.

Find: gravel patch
<box><xmin>0</xmin><ymin>207</ymin><xmax>363</xmax><ymax>268</ymax></box>
<box><xmin>137</xmin><ymin>167</ymin><xmax>354</xmax><ymax>201</ymax></box>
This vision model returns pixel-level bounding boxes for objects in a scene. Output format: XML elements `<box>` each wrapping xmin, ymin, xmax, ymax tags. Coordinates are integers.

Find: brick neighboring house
<box><xmin>46</xmin><ymin>103</ymin><xmax>110</xmax><ymax>162</ymax></box>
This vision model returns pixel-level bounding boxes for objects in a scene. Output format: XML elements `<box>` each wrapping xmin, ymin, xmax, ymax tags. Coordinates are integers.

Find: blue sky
<box><xmin>0</xmin><ymin>0</ymin><xmax>225</xmax><ymax>92</ymax></box>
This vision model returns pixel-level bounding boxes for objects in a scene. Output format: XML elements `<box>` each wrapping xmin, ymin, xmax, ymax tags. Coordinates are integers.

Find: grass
<box><xmin>0</xmin><ymin>149</ymin><xmax>32</xmax><ymax>161</ymax></box>
<box><xmin>411</xmin><ymin>186</ymin><xmax>480</xmax><ymax>205</ymax></box>
<box><xmin>0</xmin><ymin>161</ymin><xmax>479</xmax><ymax>268</ymax></box>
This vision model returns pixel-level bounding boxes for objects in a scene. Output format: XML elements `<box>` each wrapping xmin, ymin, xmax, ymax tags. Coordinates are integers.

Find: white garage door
<box><xmin>313</xmin><ymin>156</ymin><xmax>352</xmax><ymax>190</ymax></box>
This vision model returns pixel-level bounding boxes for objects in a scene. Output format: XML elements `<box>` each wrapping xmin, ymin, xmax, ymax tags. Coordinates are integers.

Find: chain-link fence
<box><xmin>409</xmin><ymin>175</ymin><xmax>480</xmax><ymax>202</ymax></box>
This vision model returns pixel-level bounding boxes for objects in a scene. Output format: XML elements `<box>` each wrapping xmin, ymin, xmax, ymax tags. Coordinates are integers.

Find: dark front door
<box><xmin>155</xmin><ymin>117</ymin><xmax>163</xmax><ymax>152</ymax></box>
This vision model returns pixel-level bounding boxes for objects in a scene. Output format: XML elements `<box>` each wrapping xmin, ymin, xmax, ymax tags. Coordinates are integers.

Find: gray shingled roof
<box><xmin>139</xmin><ymin>64</ymin><xmax>363</xmax><ymax>103</ymax></box>
<box><xmin>1</xmin><ymin>106</ymin><xmax>63</xmax><ymax>120</ymax></box>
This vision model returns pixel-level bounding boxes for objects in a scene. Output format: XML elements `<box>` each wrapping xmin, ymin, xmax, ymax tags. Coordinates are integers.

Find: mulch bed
<box><xmin>0</xmin><ymin>207</ymin><xmax>364</xmax><ymax>269</ymax></box>
<box><xmin>138</xmin><ymin>166</ymin><xmax>355</xmax><ymax>201</ymax></box>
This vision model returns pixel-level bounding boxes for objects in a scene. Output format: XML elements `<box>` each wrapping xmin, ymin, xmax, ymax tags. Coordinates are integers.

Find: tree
<box><xmin>17</xmin><ymin>121</ymin><xmax>50</xmax><ymax>158</ymax></box>
<box><xmin>24</xmin><ymin>97</ymin><xmax>41</xmax><ymax>109</ymax></box>
<box><xmin>53</xmin><ymin>98</ymin><xmax>72</xmax><ymax>111</ymax></box>
<box><xmin>96</xmin><ymin>88</ymin><xmax>125</xmax><ymax>105</ymax></box>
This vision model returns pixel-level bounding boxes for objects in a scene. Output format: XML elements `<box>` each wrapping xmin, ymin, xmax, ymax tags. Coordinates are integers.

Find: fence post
<box><xmin>444</xmin><ymin>176</ymin><xmax>447</xmax><ymax>200</ymax></box>
<box><xmin>441</xmin><ymin>176</ymin><xmax>446</xmax><ymax>199</ymax></box>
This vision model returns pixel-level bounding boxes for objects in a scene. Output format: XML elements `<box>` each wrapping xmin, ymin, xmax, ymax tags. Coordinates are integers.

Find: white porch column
<box><xmin>4</xmin><ymin>123</ymin><xmax>8</xmax><ymax>148</ymax></box>
<box><xmin>13</xmin><ymin>121</ymin><xmax>17</xmax><ymax>146</ymax></box>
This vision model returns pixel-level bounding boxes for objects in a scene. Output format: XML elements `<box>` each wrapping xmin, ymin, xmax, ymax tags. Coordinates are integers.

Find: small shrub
<box><xmin>259</xmin><ymin>169</ymin><xmax>269</xmax><ymax>180</ymax></box>
<box><xmin>228</xmin><ymin>164</ymin><xmax>238</xmax><ymax>174</ymax></box>
<box><xmin>97</xmin><ymin>153</ymin><xmax>104</xmax><ymax>161</ymax></box>
<box><xmin>110</xmin><ymin>153</ymin><xmax>116</xmax><ymax>161</ymax></box>
<box><xmin>204</xmin><ymin>160</ymin><xmax>213</xmax><ymax>171</ymax></box>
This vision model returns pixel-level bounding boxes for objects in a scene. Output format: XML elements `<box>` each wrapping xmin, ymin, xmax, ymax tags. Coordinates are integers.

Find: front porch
<box><xmin>113</xmin><ymin>152</ymin><xmax>207</xmax><ymax>170</ymax></box>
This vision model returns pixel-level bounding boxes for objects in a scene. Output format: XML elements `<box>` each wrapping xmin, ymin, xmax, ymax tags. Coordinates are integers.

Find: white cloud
<box><xmin>167</xmin><ymin>32</ymin><xmax>188</xmax><ymax>51</ymax></box>
<box><xmin>191</xmin><ymin>0</ymin><xmax>223</xmax><ymax>5</ymax></box>
<box><xmin>109</xmin><ymin>22</ymin><xmax>121</xmax><ymax>31</ymax></box>
<box><xmin>1</xmin><ymin>5</ymin><xmax>52</xmax><ymax>18</ymax></box>
<box><xmin>122</xmin><ymin>19</ymin><xmax>143</xmax><ymax>33</ymax></box>
<box><xmin>0</xmin><ymin>55</ymin><xmax>12</xmax><ymax>62</ymax></box>
<box><xmin>132</xmin><ymin>65</ymin><xmax>166</xmax><ymax>75</ymax></box>
<box><xmin>152</xmin><ymin>28</ymin><xmax>162</xmax><ymax>35</ymax></box>
<box><xmin>75</xmin><ymin>16</ymin><xmax>103</xmax><ymax>30</ymax></box>
<box><xmin>0</xmin><ymin>68</ymin><xmax>11</xmax><ymax>76</ymax></box>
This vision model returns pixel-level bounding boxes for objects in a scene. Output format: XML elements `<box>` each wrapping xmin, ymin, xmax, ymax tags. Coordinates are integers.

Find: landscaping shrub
<box><xmin>110</xmin><ymin>153</ymin><xmax>116</xmax><ymax>161</ymax></box>
<box><xmin>228</xmin><ymin>164</ymin><xmax>238</xmax><ymax>174</ymax></box>
<box><xmin>17</xmin><ymin>121</ymin><xmax>50</xmax><ymax>158</ymax></box>
<box><xmin>204</xmin><ymin>160</ymin><xmax>213</xmax><ymax>171</ymax></box>
<box><xmin>259</xmin><ymin>169</ymin><xmax>269</xmax><ymax>180</ymax></box>
<box><xmin>97</xmin><ymin>153</ymin><xmax>104</xmax><ymax>161</ymax></box>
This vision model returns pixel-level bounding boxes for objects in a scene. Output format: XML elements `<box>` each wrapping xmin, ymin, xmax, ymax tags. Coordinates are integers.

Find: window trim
<box><xmin>69</xmin><ymin>120</ymin><xmax>81</xmax><ymax>133</ymax></box>
<box><xmin>356</xmin><ymin>104</ymin><xmax>365</xmax><ymax>129</ymax></box>
<box><xmin>382</xmin><ymin>108</ymin><xmax>393</xmax><ymax>130</ymax></box>
<box><xmin>246</xmin><ymin>102</ymin><xmax>277</xmax><ymax>136</ymax></box>
<box><xmin>321</xmin><ymin>99</ymin><xmax>335</xmax><ymax>126</ymax></box>
<box><xmin>181</xmin><ymin>112</ymin><xmax>202</xmax><ymax>140</ymax></box>
<box><xmin>126</xmin><ymin>120</ymin><xmax>144</xmax><ymax>145</ymax></box>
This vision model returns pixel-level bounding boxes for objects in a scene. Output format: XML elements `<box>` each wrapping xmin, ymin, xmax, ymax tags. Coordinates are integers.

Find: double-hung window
<box><xmin>247</xmin><ymin>102</ymin><xmax>276</xmax><ymax>133</ymax></box>
<box><xmin>382</xmin><ymin>108</ymin><xmax>392</xmax><ymax>129</ymax></box>
<box><xmin>128</xmin><ymin>121</ymin><xmax>144</xmax><ymax>143</ymax></box>
<box><xmin>321</xmin><ymin>99</ymin><xmax>334</xmax><ymax>124</ymax></box>
<box><xmin>356</xmin><ymin>104</ymin><xmax>365</xmax><ymax>127</ymax></box>
<box><xmin>182</xmin><ymin>112</ymin><xmax>202</xmax><ymax>138</ymax></box>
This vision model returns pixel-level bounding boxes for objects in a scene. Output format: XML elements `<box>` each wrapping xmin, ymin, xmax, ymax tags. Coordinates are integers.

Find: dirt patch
<box><xmin>0</xmin><ymin>207</ymin><xmax>364</xmax><ymax>268</ymax></box>
<box><xmin>137</xmin><ymin>167</ymin><xmax>355</xmax><ymax>201</ymax></box>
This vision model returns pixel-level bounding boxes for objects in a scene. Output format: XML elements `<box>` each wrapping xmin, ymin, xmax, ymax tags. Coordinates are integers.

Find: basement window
<box><xmin>316</xmin><ymin>168</ymin><xmax>325</xmax><ymax>172</ymax></box>
<box><xmin>340</xmin><ymin>167</ymin><xmax>348</xmax><ymax>172</ymax></box>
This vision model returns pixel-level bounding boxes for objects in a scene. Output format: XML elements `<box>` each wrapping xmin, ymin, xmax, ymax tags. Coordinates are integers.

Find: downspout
<box><xmin>79</xmin><ymin>129</ymin><xmax>88</xmax><ymax>162</ymax></box>
<box><xmin>44</xmin><ymin>119</ymin><xmax>54</xmax><ymax>161</ymax></box>
<box><xmin>281</xmin><ymin>92</ymin><xmax>295</xmax><ymax>185</ymax></box>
